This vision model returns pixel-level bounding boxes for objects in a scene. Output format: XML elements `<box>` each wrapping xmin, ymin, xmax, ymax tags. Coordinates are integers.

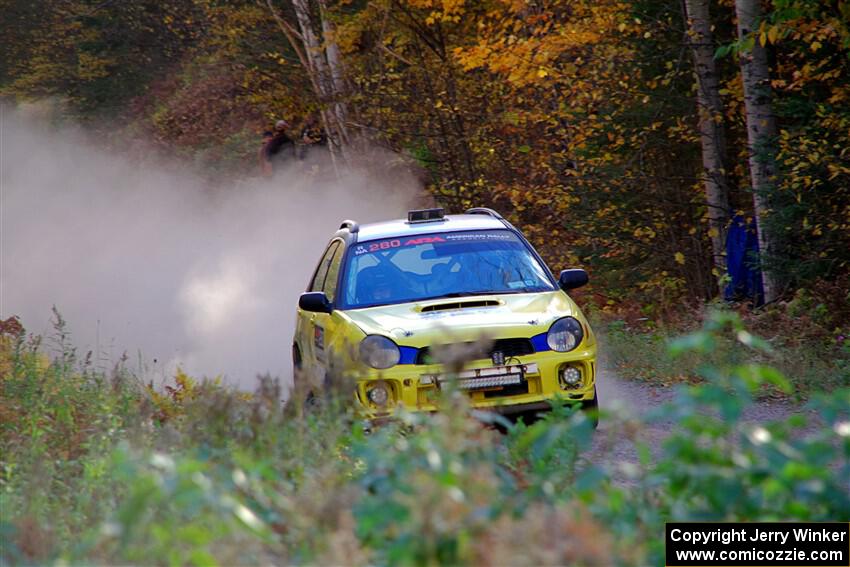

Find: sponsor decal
<box><xmin>357</xmin><ymin>231</ymin><xmax>514</xmax><ymax>256</ymax></box>
<box><xmin>404</xmin><ymin>236</ymin><xmax>446</xmax><ymax>245</ymax></box>
<box><xmin>444</xmin><ymin>232</ymin><xmax>513</xmax><ymax>241</ymax></box>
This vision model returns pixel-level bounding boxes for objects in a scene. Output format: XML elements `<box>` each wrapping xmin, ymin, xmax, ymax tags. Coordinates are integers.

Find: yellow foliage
<box><xmin>77</xmin><ymin>51</ymin><xmax>113</xmax><ymax>81</ymax></box>
<box><xmin>0</xmin><ymin>336</ymin><xmax>13</xmax><ymax>380</ymax></box>
<box><xmin>145</xmin><ymin>367</ymin><xmax>206</xmax><ymax>422</ymax></box>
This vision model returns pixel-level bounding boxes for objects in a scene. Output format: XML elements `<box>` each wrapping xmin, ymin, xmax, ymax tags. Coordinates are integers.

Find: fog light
<box><xmin>560</xmin><ymin>366</ymin><xmax>582</xmax><ymax>389</ymax></box>
<box><xmin>367</xmin><ymin>382</ymin><xmax>390</xmax><ymax>406</ymax></box>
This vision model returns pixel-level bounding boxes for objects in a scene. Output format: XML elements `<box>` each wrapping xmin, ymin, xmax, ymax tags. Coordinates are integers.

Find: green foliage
<box><xmin>2</xmin><ymin>314</ymin><xmax>849</xmax><ymax>564</ymax></box>
<box><xmin>652</xmin><ymin>315</ymin><xmax>849</xmax><ymax>524</ymax></box>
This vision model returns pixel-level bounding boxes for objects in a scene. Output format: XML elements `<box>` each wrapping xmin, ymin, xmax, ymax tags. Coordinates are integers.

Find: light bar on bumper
<box><xmin>419</xmin><ymin>364</ymin><xmax>538</xmax><ymax>390</ymax></box>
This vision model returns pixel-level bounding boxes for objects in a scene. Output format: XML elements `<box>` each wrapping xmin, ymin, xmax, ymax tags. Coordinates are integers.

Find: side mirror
<box><xmin>558</xmin><ymin>269</ymin><xmax>589</xmax><ymax>290</ymax></box>
<box><xmin>299</xmin><ymin>291</ymin><xmax>332</xmax><ymax>313</ymax></box>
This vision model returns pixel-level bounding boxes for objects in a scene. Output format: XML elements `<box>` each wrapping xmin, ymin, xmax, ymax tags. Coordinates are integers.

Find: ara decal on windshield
<box><xmin>404</xmin><ymin>236</ymin><xmax>446</xmax><ymax>245</ymax></box>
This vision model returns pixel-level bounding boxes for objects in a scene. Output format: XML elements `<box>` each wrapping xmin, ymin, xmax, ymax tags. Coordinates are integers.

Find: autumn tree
<box><xmin>683</xmin><ymin>0</ymin><xmax>731</xmax><ymax>279</ymax></box>
<box><xmin>735</xmin><ymin>0</ymin><xmax>780</xmax><ymax>303</ymax></box>
<box><xmin>265</xmin><ymin>0</ymin><xmax>351</xmax><ymax>160</ymax></box>
<box><xmin>0</xmin><ymin>0</ymin><xmax>202</xmax><ymax>117</ymax></box>
<box><xmin>761</xmin><ymin>0</ymin><xmax>850</xmax><ymax>285</ymax></box>
<box><xmin>4</xmin><ymin>0</ymin><xmax>848</xmax><ymax>309</ymax></box>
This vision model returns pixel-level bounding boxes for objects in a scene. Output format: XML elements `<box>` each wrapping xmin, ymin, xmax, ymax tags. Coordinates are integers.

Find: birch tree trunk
<box><xmin>317</xmin><ymin>0</ymin><xmax>350</xmax><ymax>147</ymax></box>
<box><xmin>273</xmin><ymin>0</ymin><xmax>349</xmax><ymax>162</ymax></box>
<box><xmin>683</xmin><ymin>0</ymin><xmax>731</xmax><ymax>281</ymax></box>
<box><xmin>735</xmin><ymin>0</ymin><xmax>779</xmax><ymax>302</ymax></box>
<box><xmin>290</xmin><ymin>0</ymin><xmax>329</xmax><ymax>91</ymax></box>
<box><xmin>290</xmin><ymin>0</ymin><xmax>334</xmax><ymax>139</ymax></box>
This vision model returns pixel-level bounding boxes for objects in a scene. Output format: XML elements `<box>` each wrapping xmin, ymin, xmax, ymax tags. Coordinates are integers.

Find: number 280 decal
<box><xmin>362</xmin><ymin>236</ymin><xmax>447</xmax><ymax>253</ymax></box>
<box><xmin>368</xmin><ymin>239</ymin><xmax>401</xmax><ymax>252</ymax></box>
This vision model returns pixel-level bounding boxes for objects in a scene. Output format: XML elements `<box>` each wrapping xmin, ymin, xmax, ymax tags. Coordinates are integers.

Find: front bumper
<box><xmin>353</xmin><ymin>346</ymin><xmax>596</xmax><ymax>420</ymax></box>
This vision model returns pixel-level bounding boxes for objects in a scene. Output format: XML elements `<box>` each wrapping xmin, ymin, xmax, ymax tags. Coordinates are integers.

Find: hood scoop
<box><xmin>420</xmin><ymin>299</ymin><xmax>500</xmax><ymax>313</ymax></box>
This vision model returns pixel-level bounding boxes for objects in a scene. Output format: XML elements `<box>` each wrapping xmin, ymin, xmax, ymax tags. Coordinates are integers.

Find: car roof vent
<box><xmin>421</xmin><ymin>299</ymin><xmax>500</xmax><ymax>312</ymax></box>
<box><xmin>339</xmin><ymin>219</ymin><xmax>359</xmax><ymax>233</ymax></box>
<box><xmin>465</xmin><ymin>207</ymin><xmax>503</xmax><ymax>219</ymax></box>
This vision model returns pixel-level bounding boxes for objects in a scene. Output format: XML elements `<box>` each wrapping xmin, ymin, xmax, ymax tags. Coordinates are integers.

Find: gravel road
<box><xmin>589</xmin><ymin>364</ymin><xmax>815</xmax><ymax>479</ymax></box>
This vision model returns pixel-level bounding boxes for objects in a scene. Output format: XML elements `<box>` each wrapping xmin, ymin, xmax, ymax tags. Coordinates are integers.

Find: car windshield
<box><xmin>341</xmin><ymin>229</ymin><xmax>555</xmax><ymax>308</ymax></box>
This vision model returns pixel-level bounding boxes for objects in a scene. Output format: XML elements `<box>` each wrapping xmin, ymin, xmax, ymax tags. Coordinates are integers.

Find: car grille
<box><xmin>416</xmin><ymin>338</ymin><xmax>535</xmax><ymax>365</ymax></box>
<box><xmin>483</xmin><ymin>381</ymin><xmax>529</xmax><ymax>398</ymax></box>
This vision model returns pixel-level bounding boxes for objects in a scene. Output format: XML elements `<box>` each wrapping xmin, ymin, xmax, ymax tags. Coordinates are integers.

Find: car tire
<box><xmin>582</xmin><ymin>386</ymin><xmax>599</xmax><ymax>429</ymax></box>
<box><xmin>292</xmin><ymin>344</ymin><xmax>302</xmax><ymax>374</ymax></box>
<box><xmin>291</xmin><ymin>345</ymin><xmax>317</xmax><ymax>413</ymax></box>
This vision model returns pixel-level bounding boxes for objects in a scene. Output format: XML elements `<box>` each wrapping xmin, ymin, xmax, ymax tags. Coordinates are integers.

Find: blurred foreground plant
<box><xmin>1</xmin><ymin>311</ymin><xmax>847</xmax><ymax>566</ymax></box>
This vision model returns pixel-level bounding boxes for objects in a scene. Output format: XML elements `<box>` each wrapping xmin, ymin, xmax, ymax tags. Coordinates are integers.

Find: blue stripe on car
<box><xmin>531</xmin><ymin>333</ymin><xmax>550</xmax><ymax>352</ymax></box>
<box><xmin>398</xmin><ymin>346</ymin><xmax>418</xmax><ymax>365</ymax></box>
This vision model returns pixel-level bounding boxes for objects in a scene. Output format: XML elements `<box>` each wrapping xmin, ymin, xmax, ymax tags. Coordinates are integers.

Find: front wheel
<box><xmin>291</xmin><ymin>345</ymin><xmax>317</xmax><ymax>413</ymax></box>
<box><xmin>582</xmin><ymin>386</ymin><xmax>599</xmax><ymax>429</ymax></box>
<box><xmin>292</xmin><ymin>344</ymin><xmax>302</xmax><ymax>376</ymax></box>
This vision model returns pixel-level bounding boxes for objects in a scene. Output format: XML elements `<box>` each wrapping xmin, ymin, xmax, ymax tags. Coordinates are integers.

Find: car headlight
<box><xmin>359</xmin><ymin>335</ymin><xmax>400</xmax><ymax>369</ymax></box>
<box><xmin>547</xmin><ymin>317</ymin><xmax>584</xmax><ymax>352</ymax></box>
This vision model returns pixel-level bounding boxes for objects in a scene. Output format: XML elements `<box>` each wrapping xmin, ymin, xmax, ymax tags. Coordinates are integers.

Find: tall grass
<box><xmin>1</xmin><ymin>311</ymin><xmax>848</xmax><ymax>565</ymax></box>
<box><xmin>600</xmin><ymin>303</ymin><xmax>850</xmax><ymax>396</ymax></box>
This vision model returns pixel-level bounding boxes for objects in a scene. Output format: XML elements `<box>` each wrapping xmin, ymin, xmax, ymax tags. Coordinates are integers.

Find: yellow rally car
<box><xmin>293</xmin><ymin>207</ymin><xmax>597</xmax><ymax>421</ymax></box>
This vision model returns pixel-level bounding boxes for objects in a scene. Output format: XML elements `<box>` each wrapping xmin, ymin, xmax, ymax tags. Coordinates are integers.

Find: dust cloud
<box><xmin>0</xmin><ymin>106</ymin><xmax>418</xmax><ymax>390</ymax></box>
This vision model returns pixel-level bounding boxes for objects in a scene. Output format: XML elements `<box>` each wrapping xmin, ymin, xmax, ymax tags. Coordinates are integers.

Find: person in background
<box><xmin>299</xmin><ymin>114</ymin><xmax>327</xmax><ymax>160</ymax></box>
<box><xmin>258</xmin><ymin>130</ymin><xmax>274</xmax><ymax>177</ymax></box>
<box><xmin>265</xmin><ymin>119</ymin><xmax>295</xmax><ymax>171</ymax></box>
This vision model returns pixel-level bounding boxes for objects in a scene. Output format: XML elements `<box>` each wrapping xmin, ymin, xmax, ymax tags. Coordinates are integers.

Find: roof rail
<box><xmin>339</xmin><ymin>219</ymin><xmax>360</xmax><ymax>233</ymax></box>
<box><xmin>465</xmin><ymin>207</ymin><xmax>504</xmax><ymax>219</ymax></box>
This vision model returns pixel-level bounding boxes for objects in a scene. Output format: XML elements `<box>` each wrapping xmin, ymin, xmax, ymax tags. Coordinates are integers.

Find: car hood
<box><xmin>341</xmin><ymin>291</ymin><xmax>578</xmax><ymax>346</ymax></box>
